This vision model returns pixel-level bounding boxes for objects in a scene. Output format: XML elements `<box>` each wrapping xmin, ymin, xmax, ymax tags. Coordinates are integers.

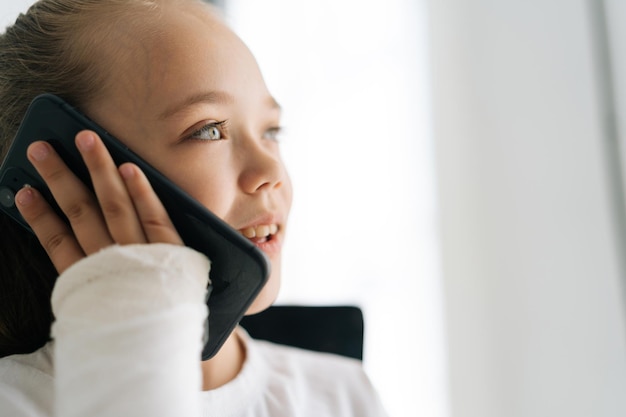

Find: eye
<box><xmin>189</xmin><ymin>120</ymin><xmax>228</xmax><ymax>141</ymax></box>
<box><xmin>263</xmin><ymin>126</ymin><xmax>283</xmax><ymax>142</ymax></box>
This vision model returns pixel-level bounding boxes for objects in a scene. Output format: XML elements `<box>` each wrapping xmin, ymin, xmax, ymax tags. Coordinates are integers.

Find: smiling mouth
<box><xmin>239</xmin><ymin>224</ymin><xmax>279</xmax><ymax>243</ymax></box>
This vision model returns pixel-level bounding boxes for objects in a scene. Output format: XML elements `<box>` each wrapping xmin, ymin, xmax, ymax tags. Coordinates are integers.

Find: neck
<box><xmin>200</xmin><ymin>329</ymin><xmax>246</xmax><ymax>391</ymax></box>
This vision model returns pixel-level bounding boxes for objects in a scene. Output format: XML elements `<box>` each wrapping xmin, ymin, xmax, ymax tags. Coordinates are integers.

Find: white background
<box><xmin>225</xmin><ymin>1</ymin><xmax>444</xmax><ymax>417</ymax></box>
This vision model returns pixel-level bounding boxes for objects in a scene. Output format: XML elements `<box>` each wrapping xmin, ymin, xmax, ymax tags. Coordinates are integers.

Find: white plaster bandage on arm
<box><xmin>51</xmin><ymin>244</ymin><xmax>210</xmax><ymax>417</ymax></box>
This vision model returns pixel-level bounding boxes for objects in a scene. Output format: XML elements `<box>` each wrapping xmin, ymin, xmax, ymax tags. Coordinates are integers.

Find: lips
<box><xmin>238</xmin><ymin>221</ymin><xmax>282</xmax><ymax>255</ymax></box>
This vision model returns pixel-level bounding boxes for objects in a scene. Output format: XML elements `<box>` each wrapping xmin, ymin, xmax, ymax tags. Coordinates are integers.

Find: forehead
<box><xmin>95</xmin><ymin>2</ymin><xmax>269</xmax><ymax>117</ymax></box>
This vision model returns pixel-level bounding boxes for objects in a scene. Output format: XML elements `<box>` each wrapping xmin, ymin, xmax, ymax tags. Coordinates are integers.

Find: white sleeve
<box><xmin>50</xmin><ymin>243</ymin><xmax>210</xmax><ymax>417</ymax></box>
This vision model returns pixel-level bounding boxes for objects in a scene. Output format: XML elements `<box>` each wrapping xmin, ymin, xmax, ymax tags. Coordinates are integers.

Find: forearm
<box><xmin>51</xmin><ymin>244</ymin><xmax>210</xmax><ymax>417</ymax></box>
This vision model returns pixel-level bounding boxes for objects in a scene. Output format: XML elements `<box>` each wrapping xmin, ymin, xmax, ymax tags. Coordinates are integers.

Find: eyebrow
<box><xmin>158</xmin><ymin>91</ymin><xmax>234</xmax><ymax>120</ymax></box>
<box><xmin>159</xmin><ymin>91</ymin><xmax>282</xmax><ymax>120</ymax></box>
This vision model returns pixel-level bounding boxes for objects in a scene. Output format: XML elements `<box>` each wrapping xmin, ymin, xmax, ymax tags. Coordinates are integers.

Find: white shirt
<box><xmin>0</xmin><ymin>244</ymin><xmax>387</xmax><ymax>417</ymax></box>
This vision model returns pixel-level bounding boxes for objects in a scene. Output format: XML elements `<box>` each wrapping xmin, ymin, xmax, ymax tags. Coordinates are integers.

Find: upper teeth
<box><xmin>240</xmin><ymin>224</ymin><xmax>278</xmax><ymax>239</ymax></box>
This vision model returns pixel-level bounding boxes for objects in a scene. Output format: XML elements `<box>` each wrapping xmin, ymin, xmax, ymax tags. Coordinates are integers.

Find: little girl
<box><xmin>0</xmin><ymin>0</ymin><xmax>387</xmax><ymax>415</ymax></box>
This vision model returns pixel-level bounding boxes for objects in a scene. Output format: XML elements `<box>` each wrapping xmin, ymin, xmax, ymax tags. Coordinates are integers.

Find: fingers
<box><xmin>25</xmin><ymin>139</ymin><xmax>115</xmax><ymax>254</ymax></box>
<box><xmin>119</xmin><ymin>163</ymin><xmax>183</xmax><ymax>246</ymax></box>
<box><xmin>19</xmin><ymin>130</ymin><xmax>183</xmax><ymax>273</ymax></box>
<box><xmin>15</xmin><ymin>186</ymin><xmax>86</xmax><ymax>274</ymax></box>
<box><xmin>74</xmin><ymin>131</ymin><xmax>148</xmax><ymax>245</ymax></box>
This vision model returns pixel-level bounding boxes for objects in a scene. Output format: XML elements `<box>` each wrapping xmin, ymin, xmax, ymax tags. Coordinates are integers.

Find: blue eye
<box><xmin>263</xmin><ymin>127</ymin><xmax>283</xmax><ymax>142</ymax></box>
<box><xmin>190</xmin><ymin>121</ymin><xmax>227</xmax><ymax>141</ymax></box>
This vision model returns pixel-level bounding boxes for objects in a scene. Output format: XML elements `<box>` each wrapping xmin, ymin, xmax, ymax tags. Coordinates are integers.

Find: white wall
<box><xmin>429</xmin><ymin>1</ymin><xmax>626</xmax><ymax>416</ymax></box>
<box><xmin>606</xmin><ymin>1</ymin><xmax>626</xmax><ymax>180</ymax></box>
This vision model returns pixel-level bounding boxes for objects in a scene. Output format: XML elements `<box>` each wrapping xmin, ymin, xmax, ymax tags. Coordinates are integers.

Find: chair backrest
<box><xmin>239</xmin><ymin>305</ymin><xmax>364</xmax><ymax>360</ymax></box>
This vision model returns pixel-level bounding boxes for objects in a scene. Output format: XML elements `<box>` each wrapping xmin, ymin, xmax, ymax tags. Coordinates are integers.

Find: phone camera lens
<box><xmin>0</xmin><ymin>186</ymin><xmax>16</xmax><ymax>208</ymax></box>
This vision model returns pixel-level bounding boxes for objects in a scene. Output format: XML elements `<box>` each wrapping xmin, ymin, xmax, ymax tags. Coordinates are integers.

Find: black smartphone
<box><xmin>0</xmin><ymin>93</ymin><xmax>270</xmax><ymax>359</ymax></box>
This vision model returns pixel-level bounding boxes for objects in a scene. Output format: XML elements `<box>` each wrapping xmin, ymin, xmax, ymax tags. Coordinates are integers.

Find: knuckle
<box><xmin>100</xmin><ymin>200</ymin><xmax>128</xmax><ymax>220</ymax></box>
<box><xmin>42</xmin><ymin>231</ymin><xmax>72</xmax><ymax>257</ymax></box>
<box><xmin>137</xmin><ymin>208</ymin><xmax>180</xmax><ymax>244</ymax></box>
<box><xmin>143</xmin><ymin>215</ymin><xmax>170</xmax><ymax>230</ymax></box>
<box><xmin>143</xmin><ymin>214</ymin><xmax>175</xmax><ymax>233</ymax></box>
<box><xmin>43</xmin><ymin>165</ymin><xmax>67</xmax><ymax>184</ymax></box>
<box><xmin>64</xmin><ymin>198</ymin><xmax>93</xmax><ymax>222</ymax></box>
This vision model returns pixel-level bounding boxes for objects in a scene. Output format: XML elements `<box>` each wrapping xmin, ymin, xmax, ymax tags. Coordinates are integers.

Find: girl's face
<box><xmin>84</xmin><ymin>2</ymin><xmax>292</xmax><ymax>312</ymax></box>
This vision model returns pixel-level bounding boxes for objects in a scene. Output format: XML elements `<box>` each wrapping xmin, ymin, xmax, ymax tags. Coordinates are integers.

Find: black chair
<box><xmin>239</xmin><ymin>305</ymin><xmax>364</xmax><ymax>361</ymax></box>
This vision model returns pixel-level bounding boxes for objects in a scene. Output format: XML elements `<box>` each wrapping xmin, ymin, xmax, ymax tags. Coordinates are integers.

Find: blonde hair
<box><xmin>0</xmin><ymin>0</ymin><xmax>167</xmax><ymax>159</ymax></box>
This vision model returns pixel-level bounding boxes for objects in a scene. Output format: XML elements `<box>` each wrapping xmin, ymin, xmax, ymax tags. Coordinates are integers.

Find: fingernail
<box><xmin>29</xmin><ymin>142</ymin><xmax>49</xmax><ymax>162</ymax></box>
<box><xmin>16</xmin><ymin>186</ymin><xmax>34</xmax><ymax>206</ymax></box>
<box><xmin>119</xmin><ymin>164</ymin><xmax>135</xmax><ymax>179</ymax></box>
<box><xmin>76</xmin><ymin>132</ymin><xmax>95</xmax><ymax>152</ymax></box>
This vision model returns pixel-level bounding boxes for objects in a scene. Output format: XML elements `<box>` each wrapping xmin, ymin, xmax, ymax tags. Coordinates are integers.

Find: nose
<box><xmin>238</xmin><ymin>139</ymin><xmax>285</xmax><ymax>194</ymax></box>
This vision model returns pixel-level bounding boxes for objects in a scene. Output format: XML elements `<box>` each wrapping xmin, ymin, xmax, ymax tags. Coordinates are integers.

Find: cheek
<box><xmin>155</xmin><ymin>159</ymin><xmax>238</xmax><ymax>220</ymax></box>
<box><xmin>178</xmin><ymin>178</ymin><xmax>236</xmax><ymax>219</ymax></box>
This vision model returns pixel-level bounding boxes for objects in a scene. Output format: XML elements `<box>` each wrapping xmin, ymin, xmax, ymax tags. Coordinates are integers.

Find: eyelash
<box><xmin>186</xmin><ymin>120</ymin><xmax>283</xmax><ymax>143</ymax></box>
<box><xmin>264</xmin><ymin>126</ymin><xmax>283</xmax><ymax>142</ymax></box>
<box><xmin>188</xmin><ymin>120</ymin><xmax>229</xmax><ymax>142</ymax></box>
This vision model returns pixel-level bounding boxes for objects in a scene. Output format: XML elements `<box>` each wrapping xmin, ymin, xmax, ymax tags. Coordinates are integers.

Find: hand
<box><xmin>14</xmin><ymin>130</ymin><xmax>183</xmax><ymax>274</ymax></box>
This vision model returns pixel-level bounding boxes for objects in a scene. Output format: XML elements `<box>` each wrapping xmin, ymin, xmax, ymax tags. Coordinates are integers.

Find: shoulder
<box><xmin>0</xmin><ymin>343</ymin><xmax>54</xmax><ymax>417</ymax></box>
